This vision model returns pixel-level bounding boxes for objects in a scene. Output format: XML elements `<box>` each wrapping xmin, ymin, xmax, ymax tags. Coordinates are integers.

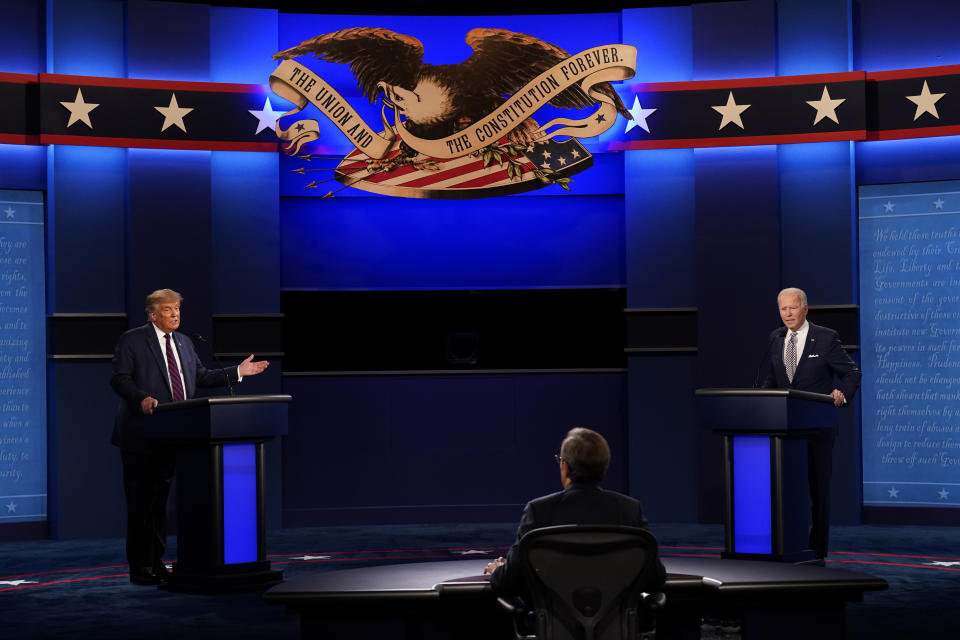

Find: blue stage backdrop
<box><xmin>859</xmin><ymin>180</ymin><xmax>960</xmax><ymax>508</ymax></box>
<box><xmin>0</xmin><ymin>189</ymin><xmax>46</xmax><ymax>524</ymax></box>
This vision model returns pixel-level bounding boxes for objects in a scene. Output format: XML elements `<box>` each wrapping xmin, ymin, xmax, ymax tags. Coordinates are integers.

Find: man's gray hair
<box><xmin>777</xmin><ymin>287</ymin><xmax>807</xmax><ymax>306</ymax></box>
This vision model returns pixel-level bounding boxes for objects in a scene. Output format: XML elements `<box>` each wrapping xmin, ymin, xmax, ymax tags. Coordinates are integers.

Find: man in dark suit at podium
<box><xmin>484</xmin><ymin>427</ymin><xmax>665</xmax><ymax>596</ymax></box>
<box><xmin>761</xmin><ymin>287</ymin><xmax>861</xmax><ymax>560</ymax></box>
<box><xmin>110</xmin><ymin>288</ymin><xmax>269</xmax><ymax>585</ymax></box>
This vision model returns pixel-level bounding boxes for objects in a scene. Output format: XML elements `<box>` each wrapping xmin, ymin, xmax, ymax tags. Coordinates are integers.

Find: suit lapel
<box><xmin>173</xmin><ymin>333</ymin><xmax>194</xmax><ymax>398</ymax></box>
<box><xmin>774</xmin><ymin>334</ymin><xmax>789</xmax><ymax>383</ymax></box>
<box><xmin>793</xmin><ymin>325</ymin><xmax>817</xmax><ymax>380</ymax></box>
<box><xmin>145</xmin><ymin>324</ymin><xmax>168</xmax><ymax>384</ymax></box>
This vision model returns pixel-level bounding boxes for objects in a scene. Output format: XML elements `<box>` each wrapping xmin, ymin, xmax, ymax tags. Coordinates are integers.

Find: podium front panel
<box><xmin>223</xmin><ymin>443</ymin><xmax>258</xmax><ymax>565</ymax></box>
<box><xmin>732</xmin><ymin>435</ymin><xmax>772</xmax><ymax>555</ymax></box>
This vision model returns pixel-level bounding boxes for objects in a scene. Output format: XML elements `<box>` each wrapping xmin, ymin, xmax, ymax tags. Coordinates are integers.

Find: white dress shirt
<box><xmin>783</xmin><ymin>320</ymin><xmax>809</xmax><ymax>368</ymax></box>
<box><xmin>152</xmin><ymin>322</ymin><xmax>186</xmax><ymax>398</ymax></box>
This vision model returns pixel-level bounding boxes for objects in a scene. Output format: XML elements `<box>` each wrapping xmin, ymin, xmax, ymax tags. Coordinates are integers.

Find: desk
<box><xmin>265</xmin><ymin>557</ymin><xmax>886</xmax><ymax>639</ymax></box>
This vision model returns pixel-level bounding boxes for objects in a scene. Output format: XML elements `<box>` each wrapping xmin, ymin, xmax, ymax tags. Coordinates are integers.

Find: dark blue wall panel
<box><xmin>211</xmin><ymin>151</ymin><xmax>280</xmax><ymax>314</ymax></box>
<box><xmin>777</xmin><ymin>0</ymin><xmax>851</xmax><ymax>76</ymax></box>
<box><xmin>127</xmin><ymin>0</ymin><xmax>210</xmax><ymax>81</ymax></box>
<box><xmin>127</xmin><ymin>149</ymin><xmax>213</xmax><ymax>335</ymax></box>
<box><xmin>779</xmin><ymin>142</ymin><xmax>856</xmax><ymax>305</ymax></box>
<box><xmin>49</xmin><ymin>362</ymin><xmax>125</xmax><ymax>539</ymax></box>
<box><xmin>0</xmin><ymin>145</ymin><xmax>45</xmax><ymax>191</ymax></box>
<box><xmin>692</xmin><ymin>0</ymin><xmax>776</xmax><ymax>80</ymax></box>
<box><xmin>281</xmin><ymin>195</ymin><xmax>625</xmax><ymax>290</ymax></box>
<box><xmin>624</xmin><ymin>148</ymin><xmax>695</xmax><ymax>308</ymax></box>
<box><xmin>50</xmin><ymin>145</ymin><xmax>126</xmax><ymax>312</ymax></box>
<box><xmin>628</xmin><ymin>355</ymin><xmax>699</xmax><ymax>522</ymax></box>
<box><xmin>855</xmin><ymin>0</ymin><xmax>960</xmax><ymax>71</ymax></box>
<box><xmin>49</xmin><ymin>0</ymin><xmax>125</xmax><ymax>77</ymax></box>
<box><xmin>695</xmin><ymin>145</ymin><xmax>781</xmax><ymax>387</ymax></box>
<box><xmin>210</xmin><ymin>6</ymin><xmax>278</xmax><ymax>84</ymax></box>
<box><xmin>856</xmin><ymin>137</ymin><xmax>960</xmax><ymax>186</ymax></box>
<box><xmin>623</xmin><ymin>6</ymin><xmax>692</xmax><ymax>83</ymax></box>
<box><xmin>0</xmin><ymin>0</ymin><xmax>44</xmax><ymax>73</ymax></box>
<box><xmin>281</xmin><ymin>373</ymin><xmax>626</xmax><ymax>525</ymax></box>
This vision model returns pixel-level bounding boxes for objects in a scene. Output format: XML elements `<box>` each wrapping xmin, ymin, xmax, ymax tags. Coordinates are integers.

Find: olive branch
<box><xmin>479</xmin><ymin>142</ymin><xmax>573</xmax><ymax>191</ymax></box>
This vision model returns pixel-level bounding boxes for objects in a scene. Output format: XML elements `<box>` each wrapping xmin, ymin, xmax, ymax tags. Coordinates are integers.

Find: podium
<box><xmin>695</xmin><ymin>389</ymin><xmax>836</xmax><ymax>563</ymax></box>
<box><xmin>145</xmin><ymin>394</ymin><xmax>291</xmax><ymax>592</ymax></box>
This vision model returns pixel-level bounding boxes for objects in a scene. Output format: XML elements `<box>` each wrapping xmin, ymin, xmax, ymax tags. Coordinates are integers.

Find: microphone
<box><xmin>193</xmin><ymin>333</ymin><xmax>235</xmax><ymax>397</ymax></box>
<box><xmin>753</xmin><ymin>327</ymin><xmax>786</xmax><ymax>388</ymax></box>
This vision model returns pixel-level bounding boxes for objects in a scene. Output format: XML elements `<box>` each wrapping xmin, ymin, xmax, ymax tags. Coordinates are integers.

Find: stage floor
<box><xmin>0</xmin><ymin>522</ymin><xmax>957</xmax><ymax>638</ymax></box>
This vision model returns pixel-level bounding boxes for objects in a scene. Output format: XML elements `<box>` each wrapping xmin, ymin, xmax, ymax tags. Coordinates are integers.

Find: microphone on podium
<box><xmin>193</xmin><ymin>333</ymin><xmax>236</xmax><ymax>397</ymax></box>
<box><xmin>753</xmin><ymin>327</ymin><xmax>786</xmax><ymax>388</ymax></box>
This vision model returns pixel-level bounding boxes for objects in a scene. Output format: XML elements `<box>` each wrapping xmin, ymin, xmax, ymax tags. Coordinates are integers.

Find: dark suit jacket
<box><xmin>110</xmin><ymin>323</ymin><xmax>238</xmax><ymax>453</ymax></box>
<box><xmin>490</xmin><ymin>483</ymin><xmax>667</xmax><ymax>597</ymax></box>
<box><xmin>761</xmin><ymin>322</ymin><xmax>861</xmax><ymax>400</ymax></box>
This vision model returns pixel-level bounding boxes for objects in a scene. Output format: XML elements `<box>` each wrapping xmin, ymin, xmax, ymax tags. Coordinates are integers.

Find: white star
<box><xmin>3</xmin><ymin>206</ymin><xmax>14</xmax><ymax>220</ymax></box>
<box><xmin>0</xmin><ymin>580</ymin><xmax>35</xmax><ymax>586</ymax></box>
<box><xmin>934</xmin><ymin>197</ymin><xmax>945</xmax><ymax>210</ymax></box>
<box><xmin>248</xmin><ymin>97</ymin><xmax>282</xmax><ymax>135</ymax></box>
<box><xmin>711</xmin><ymin>91</ymin><xmax>750</xmax><ymax>130</ymax></box>
<box><xmin>4</xmin><ymin>501</ymin><xmax>15</xmax><ymax>513</ymax></box>
<box><xmin>542</xmin><ymin>150</ymin><xmax>552</xmax><ymax>159</ymax></box>
<box><xmin>625</xmin><ymin>96</ymin><xmax>657</xmax><ymax>133</ymax></box>
<box><xmin>928</xmin><ymin>561</ymin><xmax>960</xmax><ymax>567</ymax></box>
<box><xmin>806</xmin><ymin>86</ymin><xmax>845</xmax><ymax>125</ymax></box>
<box><xmin>451</xmin><ymin>549</ymin><xmax>491</xmax><ymax>556</ymax></box>
<box><xmin>154</xmin><ymin>93</ymin><xmax>194</xmax><ymax>133</ymax></box>
<box><xmin>938</xmin><ymin>488</ymin><xmax>950</xmax><ymax>500</ymax></box>
<box><xmin>887</xmin><ymin>487</ymin><xmax>899</xmax><ymax>498</ymax></box>
<box><xmin>540</xmin><ymin>162</ymin><xmax>552</xmax><ymax>170</ymax></box>
<box><xmin>906</xmin><ymin>80</ymin><xmax>945</xmax><ymax>121</ymax></box>
<box><xmin>570</xmin><ymin>149</ymin><xmax>581</xmax><ymax>159</ymax></box>
<box><xmin>289</xmin><ymin>555</ymin><xmax>331</xmax><ymax>561</ymax></box>
<box><xmin>59</xmin><ymin>88</ymin><xmax>99</xmax><ymax>129</ymax></box>
<box><xmin>557</xmin><ymin>157</ymin><xmax>567</xmax><ymax>166</ymax></box>
<box><xmin>883</xmin><ymin>201</ymin><xmax>895</xmax><ymax>213</ymax></box>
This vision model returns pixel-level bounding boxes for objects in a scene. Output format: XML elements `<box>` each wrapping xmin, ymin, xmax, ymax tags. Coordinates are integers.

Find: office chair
<box><xmin>498</xmin><ymin>525</ymin><xmax>666</xmax><ymax>640</ymax></box>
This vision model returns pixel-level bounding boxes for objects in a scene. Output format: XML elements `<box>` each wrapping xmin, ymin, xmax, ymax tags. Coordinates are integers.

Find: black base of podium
<box><xmin>162</xmin><ymin>561</ymin><xmax>283</xmax><ymax>593</ymax></box>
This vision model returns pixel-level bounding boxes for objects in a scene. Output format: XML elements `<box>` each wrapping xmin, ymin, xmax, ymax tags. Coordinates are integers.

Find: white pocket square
<box><xmin>807</xmin><ymin>354</ymin><xmax>819</xmax><ymax>358</ymax></box>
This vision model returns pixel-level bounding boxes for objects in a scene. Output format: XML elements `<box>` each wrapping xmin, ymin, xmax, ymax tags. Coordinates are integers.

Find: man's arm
<box><xmin>488</xmin><ymin>502</ymin><xmax>536</xmax><ymax>596</ymax></box>
<box><xmin>194</xmin><ymin>351</ymin><xmax>269</xmax><ymax>388</ymax></box>
<box><xmin>110</xmin><ymin>334</ymin><xmax>156</xmax><ymax>413</ymax></box>
<box><xmin>825</xmin><ymin>331</ymin><xmax>861</xmax><ymax>404</ymax></box>
<box><xmin>759</xmin><ymin>329</ymin><xmax>782</xmax><ymax>389</ymax></box>
<box><xmin>635</xmin><ymin>503</ymin><xmax>667</xmax><ymax>589</ymax></box>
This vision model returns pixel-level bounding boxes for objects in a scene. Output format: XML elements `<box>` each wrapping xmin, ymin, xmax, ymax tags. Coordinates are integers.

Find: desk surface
<box><xmin>264</xmin><ymin>557</ymin><xmax>887</xmax><ymax>605</ymax></box>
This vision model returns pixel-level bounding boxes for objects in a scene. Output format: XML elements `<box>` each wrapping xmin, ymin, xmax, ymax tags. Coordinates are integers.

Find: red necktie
<box><xmin>165</xmin><ymin>334</ymin><xmax>186</xmax><ymax>401</ymax></box>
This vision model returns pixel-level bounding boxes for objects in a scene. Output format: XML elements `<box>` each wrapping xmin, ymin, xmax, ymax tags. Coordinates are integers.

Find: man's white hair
<box><xmin>777</xmin><ymin>287</ymin><xmax>807</xmax><ymax>306</ymax></box>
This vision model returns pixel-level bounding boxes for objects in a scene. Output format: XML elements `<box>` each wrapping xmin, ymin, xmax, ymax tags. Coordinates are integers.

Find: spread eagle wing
<box><xmin>461</xmin><ymin>28</ymin><xmax>630</xmax><ymax>118</ymax></box>
<box><xmin>273</xmin><ymin>28</ymin><xmax>425</xmax><ymax>104</ymax></box>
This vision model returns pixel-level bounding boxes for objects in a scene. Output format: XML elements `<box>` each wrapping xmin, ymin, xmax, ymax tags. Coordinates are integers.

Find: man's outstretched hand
<box><xmin>239</xmin><ymin>354</ymin><xmax>269</xmax><ymax>377</ymax></box>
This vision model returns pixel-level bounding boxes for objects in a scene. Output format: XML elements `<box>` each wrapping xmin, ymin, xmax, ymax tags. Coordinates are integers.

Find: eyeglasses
<box><xmin>554</xmin><ymin>454</ymin><xmax>564</xmax><ymax>466</ymax></box>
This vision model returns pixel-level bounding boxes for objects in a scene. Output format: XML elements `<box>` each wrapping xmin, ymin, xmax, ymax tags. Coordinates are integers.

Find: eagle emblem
<box><xmin>270</xmin><ymin>28</ymin><xmax>637</xmax><ymax>198</ymax></box>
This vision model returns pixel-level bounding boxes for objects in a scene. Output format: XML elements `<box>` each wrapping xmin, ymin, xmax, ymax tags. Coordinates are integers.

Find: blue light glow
<box><xmin>49</xmin><ymin>0</ymin><xmax>124</xmax><ymax>76</ymax></box>
<box><xmin>622</xmin><ymin>7</ymin><xmax>692</xmax><ymax>83</ymax></box>
<box><xmin>222</xmin><ymin>443</ymin><xmax>258</xmax><ymax>564</ymax></box>
<box><xmin>733</xmin><ymin>435</ymin><xmax>772</xmax><ymax>555</ymax></box>
<box><xmin>281</xmin><ymin>194</ymin><xmax>625</xmax><ymax>291</ymax></box>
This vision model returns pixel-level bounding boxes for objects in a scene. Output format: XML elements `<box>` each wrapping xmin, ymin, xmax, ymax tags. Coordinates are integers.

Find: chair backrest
<box><xmin>517</xmin><ymin>525</ymin><xmax>660</xmax><ymax>640</ymax></box>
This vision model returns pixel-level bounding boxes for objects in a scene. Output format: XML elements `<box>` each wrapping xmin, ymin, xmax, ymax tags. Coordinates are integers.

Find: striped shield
<box><xmin>328</xmin><ymin>136</ymin><xmax>593</xmax><ymax>199</ymax></box>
